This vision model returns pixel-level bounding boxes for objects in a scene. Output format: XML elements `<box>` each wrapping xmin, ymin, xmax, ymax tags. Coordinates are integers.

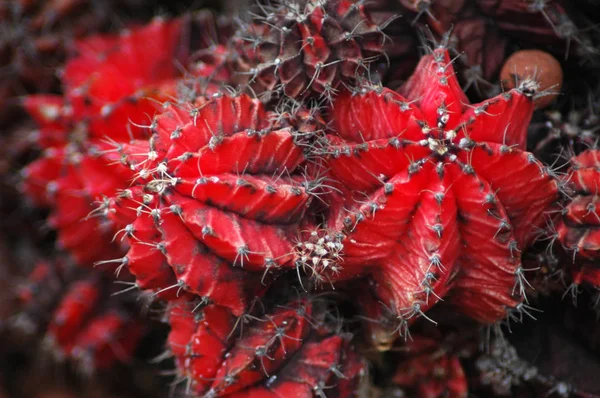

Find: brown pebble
<box><xmin>500</xmin><ymin>49</ymin><xmax>563</xmax><ymax>109</ymax></box>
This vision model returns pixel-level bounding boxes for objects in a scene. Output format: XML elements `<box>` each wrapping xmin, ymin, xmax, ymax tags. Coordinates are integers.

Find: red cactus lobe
<box><xmin>69</xmin><ymin>309</ymin><xmax>144</xmax><ymax>372</ymax></box>
<box><xmin>11</xmin><ymin>262</ymin><xmax>144</xmax><ymax>373</ymax></box>
<box><xmin>186</xmin><ymin>306</ymin><xmax>235</xmax><ymax>390</ymax></box>
<box><xmin>21</xmin><ymin>18</ymin><xmax>189</xmax><ymax>265</ymax></box>
<box><xmin>392</xmin><ymin>336</ymin><xmax>468</xmax><ymax>398</ymax></box>
<box><xmin>320</xmin><ymin>48</ymin><xmax>559</xmax><ymax>325</ymax></box>
<box><xmin>46</xmin><ymin>278</ymin><xmax>100</xmax><ymax>350</ymax></box>
<box><xmin>121</xmin><ymin>212</ymin><xmax>184</xmax><ymax>301</ymax></box>
<box><xmin>167</xmin><ymin>298</ymin><xmax>359</xmax><ymax>397</ymax></box>
<box><xmin>570</xmin><ymin>149</ymin><xmax>600</xmax><ymax>194</ymax></box>
<box><xmin>558</xmin><ymin>150</ymin><xmax>600</xmax><ymax>263</ymax></box>
<box><xmin>227</xmin><ymin>334</ymin><xmax>346</xmax><ymax>398</ymax></box>
<box><xmin>209</xmin><ymin>302</ymin><xmax>311</xmax><ymax>396</ymax></box>
<box><xmin>166</xmin><ymin>301</ymin><xmax>237</xmax><ymax>394</ymax></box>
<box><xmin>104</xmin><ymin>94</ymin><xmax>315</xmax><ymax>314</ymax></box>
<box><xmin>157</xmin><ymin>209</ymin><xmax>261</xmax><ymax>314</ymax></box>
<box><xmin>333</xmin><ymin>347</ymin><xmax>367</xmax><ymax>398</ymax></box>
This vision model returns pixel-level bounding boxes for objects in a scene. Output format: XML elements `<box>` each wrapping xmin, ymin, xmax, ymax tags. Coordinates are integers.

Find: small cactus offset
<box><xmin>392</xmin><ymin>335</ymin><xmax>468</xmax><ymax>398</ymax></box>
<box><xmin>559</xmin><ymin>149</ymin><xmax>600</xmax><ymax>260</ymax></box>
<box><xmin>225</xmin><ymin>0</ymin><xmax>412</xmax><ymax>101</ymax></box>
<box><xmin>530</xmin><ymin>104</ymin><xmax>600</xmax><ymax>163</ymax></box>
<box><xmin>558</xmin><ymin>149</ymin><xmax>600</xmax><ymax>287</ymax></box>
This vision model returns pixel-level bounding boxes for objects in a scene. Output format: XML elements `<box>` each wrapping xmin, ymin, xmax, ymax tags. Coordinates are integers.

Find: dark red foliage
<box><xmin>227</xmin><ymin>0</ymin><xmax>412</xmax><ymax>101</ymax></box>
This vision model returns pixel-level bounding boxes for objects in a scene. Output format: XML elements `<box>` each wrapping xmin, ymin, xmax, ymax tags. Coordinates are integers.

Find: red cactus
<box><xmin>557</xmin><ymin>149</ymin><xmax>600</xmax><ymax>286</ymax></box>
<box><xmin>166</xmin><ymin>297</ymin><xmax>364</xmax><ymax>397</ymax></box>
<box><xmin>9</xmin><ymin>4</ymin><xmax>582</xmax><ymax>396</ymax></box>
<box><xmin>10</xmin><ymin>261</ymin><xmax>144</xmax><ymax>373</ymax></box>
<box><xmin>392</xmin><ymin>336</ymin><xmax>468</xmax><ymax>398</ymax></box>
<box><xmin>227</xmin><ymin>0</ymin><xmax>410</xmax><ymax>101</ymax></box>
<box><xmin>46</xmin><ymin>278</ymin><xmax>101</xmax><ymax>351</ymax></box>
<box><xmin>67</xmin><ymin>308</ymin><xmax>143</xmax><ymax>372</ymax></box>
<box><xmin>102</xmin><ymin>93</ymin><xmax>316</xmax><ymax>314</ymax></box>
<box><xmin>558</xmin><ymin>149</ymin><xmax>600</xmax><ymax>258</ymax></box>
<box><xmin>20</xmin><ymin>18</ymin><xmax>189</xmax><ymax>265</ymax></box>
<box><xmin>317</xmin><ymin>48</ymin><xmax>559</xmax><ymax>328</ymax></box>
<box><xmin>11</xmin><ymin>261</ymin><xmax>66</xmax><ymax>334</ymax></box>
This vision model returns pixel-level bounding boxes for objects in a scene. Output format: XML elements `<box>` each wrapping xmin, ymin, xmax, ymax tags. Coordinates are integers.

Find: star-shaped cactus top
<box><xmin>321</xmin><ymin>48</ymin><xmax>559</xmax><ymax>324</ymax></box>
